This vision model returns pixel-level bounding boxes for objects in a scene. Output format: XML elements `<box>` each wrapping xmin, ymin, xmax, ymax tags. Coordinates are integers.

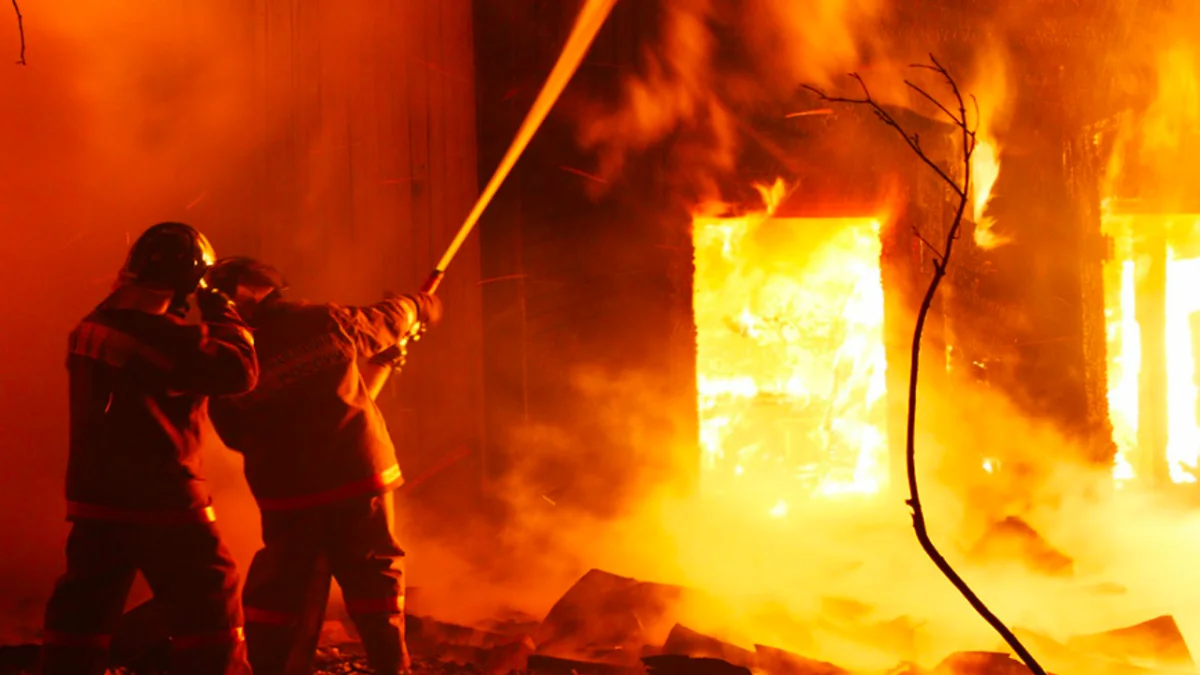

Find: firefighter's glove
<box><xmin>408</xmin><ymin>291</ymin><xmax>443</xmax><ymax>328</ymax></box>
<box><xmin>195</xmin><ymin>286</ymin><xmax>238</xmax><ymax>320</ymax></box>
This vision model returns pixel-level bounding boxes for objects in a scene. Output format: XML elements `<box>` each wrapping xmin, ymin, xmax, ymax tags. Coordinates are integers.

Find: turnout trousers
<box><xmin>242</xmin><ymin>491</ymin><xmax>408</xmax><ymax>675</ymax></box>
<box><xmin>40</xmin><ymin>519</ymin><xmax>248</xmax><ymax>675</ymax></box>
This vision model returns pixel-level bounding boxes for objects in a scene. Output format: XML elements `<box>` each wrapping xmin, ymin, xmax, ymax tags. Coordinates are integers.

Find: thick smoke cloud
<box><xmin>575</xmin><ymin>0</ymin><xmax>885</xmax><ymax>198</ymax></box>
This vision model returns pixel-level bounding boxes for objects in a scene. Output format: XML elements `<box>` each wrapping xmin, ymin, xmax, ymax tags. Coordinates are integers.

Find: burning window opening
<box><xmin>1104</xmin><ymin>213</ymin><xmax>1200</xmax><ymax>486</ymax></box>
<box><xmin>693</xmin><ymin>185</ymin><xmax>888</xmax><ymax>513</ymax></box>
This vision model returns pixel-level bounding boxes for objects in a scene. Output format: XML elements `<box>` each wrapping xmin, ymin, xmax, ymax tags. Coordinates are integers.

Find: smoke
<box><xmin>575</xmin><ymin>0</ymin><xmax>1200</xmax><ymax>240</ymax></box>
<box><xmin>575</xmin><ymin>0</ymin><xmax>885</xmax><ymax>198</ymax></box>
<box><xmin>419</xmin><ymin>327</ymin><xmax>1200</xmax><ymax>669</ymax></box>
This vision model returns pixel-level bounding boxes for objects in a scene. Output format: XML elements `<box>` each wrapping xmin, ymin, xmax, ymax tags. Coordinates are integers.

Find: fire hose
<box><xmin>363</xmin><ymin>0</ymin><xmax>619</xmax><ymax>399</ymax></box>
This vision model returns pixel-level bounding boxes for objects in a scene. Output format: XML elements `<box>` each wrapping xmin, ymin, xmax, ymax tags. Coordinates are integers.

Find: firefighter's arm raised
<box><xmin>167</xmin><ymin>288</ymin><xmax>260</xmax><ymax>396</ymax></box>
<box><xmin>333</xmin><ymin>292</ymin><xmax>442</xmax><ymax>359</ymax></box>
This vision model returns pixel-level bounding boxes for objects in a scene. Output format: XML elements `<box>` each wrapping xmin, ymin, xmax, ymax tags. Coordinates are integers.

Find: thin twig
<box><xmin>807</xmin><ymin>55</ymin><xmax>1047</xmax><ymax>675</ymax></box>
<box><xmin>802</xmin><ymin>74</ymin><xmax>966</xmax><ymax>199</ymax></box>
<box><xmin>905</xmin><ymin>80</ymin><xmax>962</xmax><ymax>126</ymax></box>
<box><xmin>11</xmin><ymin>0</ymin><xmax>24</xmax><ymax>65</ymax></box>
<box><xmin>912</xmin><ymin>225</ymin><xmax>944</xmax><ymax>266</ymax></box>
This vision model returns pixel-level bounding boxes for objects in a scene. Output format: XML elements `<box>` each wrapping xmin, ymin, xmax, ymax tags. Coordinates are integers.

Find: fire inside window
<box><xmin>693</xmin><ymin>198</ymin><xmax>888</xmax><ymax>514</ymax></box>
<box><xmin>1104</xmin><ymin>213</ymin><xmax>1200</xmax><ymax>486</ymax></box>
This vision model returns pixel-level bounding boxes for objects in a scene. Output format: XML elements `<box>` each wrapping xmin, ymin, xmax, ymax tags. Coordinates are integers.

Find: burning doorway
<box><xmin>693</xmin><ymin>182</ymin><xmax>889</xmax><ymax>510</ymax></box>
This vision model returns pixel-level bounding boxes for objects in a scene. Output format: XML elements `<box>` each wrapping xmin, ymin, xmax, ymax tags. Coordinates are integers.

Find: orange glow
<box><xmin>693</xmin><ymin>179</ymin><xmax>888</xmax><ymax>512</ymax></box>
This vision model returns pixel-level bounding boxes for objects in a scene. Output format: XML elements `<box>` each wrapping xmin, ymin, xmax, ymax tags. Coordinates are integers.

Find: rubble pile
<box><xmin>318</xmin><ymin>570</ymin><xmax>1199</xmax><ymax>675</ymax></box>
<box><xmin>0</xmin><ymin>569</ymin><xmax>1195</xmax><ymax>675</ymax></box>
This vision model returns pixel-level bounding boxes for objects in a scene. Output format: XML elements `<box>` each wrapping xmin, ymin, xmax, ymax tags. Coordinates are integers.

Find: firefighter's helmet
<box><xmin>206</xmin><ymin>257</ymin><xmax>289</xmax><ymax>301</ymax></box>
<box><xmin>120</xmin><ymin>222</ymin><xmax>216</xmax><ymax>296</ymax></box>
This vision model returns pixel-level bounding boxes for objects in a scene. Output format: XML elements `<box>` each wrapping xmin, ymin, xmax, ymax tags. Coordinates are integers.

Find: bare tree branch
<box><xmin>801</xmin><ymin>73</ymin><xmax>966</xmax><ymax>199</ymax></box>
<box><xmin>808</xmin><ymin>55</ymin><xmax>1047</xmax><ymax>675</ymax></box>
<box><xmin>11</xmin><ymin>0</ymin><xmax>25</xmax><ymax>65</ymax></box>
<box><xmin>905</xmin><ymin>80</ymin><xmax>962</xmax><ymax>126</ymax></box>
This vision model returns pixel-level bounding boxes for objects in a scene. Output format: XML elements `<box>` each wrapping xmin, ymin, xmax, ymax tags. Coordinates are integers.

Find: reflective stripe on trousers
<box><xmin>344</xmin><ymin>594</ymin><xmax>404</xmax><ymax>615</ymax></box>
<box><xmin>256</xmin><ymin>465</ymin><xmax>402</xmax><ymax>511</ymax></box>
<box><xmin>173</xmin><ymin>627</ymin><xmax>246</xmax><ymax>650</ymax></box>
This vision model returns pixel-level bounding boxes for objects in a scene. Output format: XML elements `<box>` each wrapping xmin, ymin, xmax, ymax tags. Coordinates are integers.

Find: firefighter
<box><xmin>205</xmin><ymin>257</ymin><xmax>442</xmax><ymax>675</ymax></box>
<box><xmin>41</xmin><ymin>222</ymin><xmax>258</xmax><ymax>675</ymax></box>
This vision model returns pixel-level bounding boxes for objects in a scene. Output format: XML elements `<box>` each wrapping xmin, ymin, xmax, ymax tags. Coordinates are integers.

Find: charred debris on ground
<box><xmin>1</xmin><ymin>568</ymin><xmax>1194</xmax><ymax>675</ymax></box>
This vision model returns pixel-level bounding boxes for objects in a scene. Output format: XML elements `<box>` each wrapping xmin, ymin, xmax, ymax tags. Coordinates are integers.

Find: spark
<box><xmin>559</xmin><ymin>165</ymin><xmax>608</xmax><ymax>184</ymax></box>
<box><xmin>186</xmin><ymin>191</ymin><xmax>209</xmax><ymax>210</ymax></box>
<box><xmin>785</xmin><ymin>108</ymin><xmax>833</xmax><ymax>118</ymax></box>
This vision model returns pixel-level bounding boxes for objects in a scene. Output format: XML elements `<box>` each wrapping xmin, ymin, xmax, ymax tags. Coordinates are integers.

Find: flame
<box><xmin>1105</xmin><ymin>258</ymin><xmax>1140</xmax><ymax>484</ymax></box>
<box><xmin>1164</xmin><ymin>253</ymin><xmax>1200</xmax><ymax>483</ymax></box>
<box><xmin>1103</xmin><ymin>215</ymin><xmax>1200</xmax><ymax>485</ymax></box>
<box><xmin>968</xmin><ymin>43</ymin><xmax>1013</xmax><ymax>251</ymax></box>
<box><xmin>971</xmin><ymin>138</ymin><xmax>1006</xmax><ymax>250</ymax></box>
<box><xmin>694</xmin><ymin>179</ymin><xmax>888</xmax><ymax>514</ymax></box>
